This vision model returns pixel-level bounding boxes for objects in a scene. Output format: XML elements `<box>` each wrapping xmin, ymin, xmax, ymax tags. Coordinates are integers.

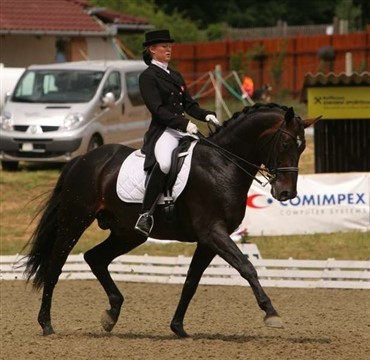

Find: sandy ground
<box><xmin>1</xmin><ymin>280</ymin><xmax>369</xmax><ymax>360</ymax></box>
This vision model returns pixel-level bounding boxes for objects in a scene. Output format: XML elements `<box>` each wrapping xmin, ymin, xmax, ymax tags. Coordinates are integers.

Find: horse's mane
<box><xmin>209</xmin><ymin>103</ymin><xmax>290</xmax><ymax>137</ymax></box>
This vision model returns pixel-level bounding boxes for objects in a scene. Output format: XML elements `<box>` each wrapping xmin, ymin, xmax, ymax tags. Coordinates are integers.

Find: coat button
<box><xmin>179</xmin><ymin>92</ymin><xmax>182</xmax><ymax>95</ymax></box>
<box><xmin>181</xmin><ymin>112</ymin><xmax>185</xmax><ymax>116</ymax></box>
<box><xmin>180</xmin><ymin>102</ymin><xmax>183</xmax><ymax>105</ymax></box>
<box><xmin>171</xmin><ymin>92</ymin><xmax>174</xmax><ymax>95</ymax></box>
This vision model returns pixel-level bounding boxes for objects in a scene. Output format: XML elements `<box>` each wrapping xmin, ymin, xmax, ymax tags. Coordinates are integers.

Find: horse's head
<box><xmin>208</xmin><ymin>104</ymin><xmax>318</xmax><ymax>202</ymax></box>
<box><xmin>261</xmin><ymin>106</ymin><xmax>318</xmax><ymax>201</ymax></box>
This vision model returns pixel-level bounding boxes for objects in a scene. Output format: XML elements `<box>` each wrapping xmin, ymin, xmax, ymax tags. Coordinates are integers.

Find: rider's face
<box><xmin>150</xmin><ymin>43</ymin><xmax>172</xmax><ymax>63</ymax></box>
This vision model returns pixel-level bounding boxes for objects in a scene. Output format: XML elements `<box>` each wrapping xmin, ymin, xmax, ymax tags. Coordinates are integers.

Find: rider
<box><xmin>135</xmin><ymin>29</ymin><xmax>220</xmax><ymax>236</ymax></box>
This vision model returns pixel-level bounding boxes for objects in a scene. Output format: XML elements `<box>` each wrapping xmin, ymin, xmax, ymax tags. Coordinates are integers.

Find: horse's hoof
<box><xmin>42</xmin><ymin>324</ymin><xmax>55</xmax><ymax>336</ymax></box>
<box><xmin>264</xmin><ymin>315</ymin><xmax>283</xmax><ymax>328</ymax></box>
<box><xmin>170</xmin><ymin>322</ymin><xmax>189</xmax><ymax>338</ymax></box>
<box><xmin>101</xmin><ymin>310</ymin><xmax>116</xmax><ymax>332</ymax></box>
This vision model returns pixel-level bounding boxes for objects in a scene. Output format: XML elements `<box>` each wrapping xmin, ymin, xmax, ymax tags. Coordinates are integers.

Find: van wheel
<box><xmin>87</xmin><ymin>135</ymin><xmax>103</xmax><ymax>152</ymax></box>
<box><xmin>2</xmin><ymin>161</ymin><xmax>19</xmax><ymax>171</ymax></box>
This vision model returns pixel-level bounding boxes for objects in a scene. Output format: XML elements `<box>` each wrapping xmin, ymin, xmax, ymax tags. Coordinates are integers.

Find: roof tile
<box><xmin>300</xmin><ymin>72</ymin><xmax>370</xmax><ymax>101</ymax></box>
<box><xmin>0</xmin><ymin>0</ymin><xmax>148</xmax><ymax>33</ymax></box>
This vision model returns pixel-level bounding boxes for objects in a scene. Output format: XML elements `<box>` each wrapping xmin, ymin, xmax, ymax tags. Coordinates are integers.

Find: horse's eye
<box><xmin>282</xmin><ymin>142</ymin><xmax>290</xmax><ymax>150</ymax></box>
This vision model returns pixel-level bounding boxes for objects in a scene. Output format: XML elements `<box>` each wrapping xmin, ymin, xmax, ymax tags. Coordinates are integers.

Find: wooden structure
<box><xmin>301</xmin><ymin>72</ymin><xmax>370</xmax><ymax>173</ymax></box>
<box><xmin>171</xmin><ymin>28</ymin><xmax>370</xmax><ymax>98</ymax></box>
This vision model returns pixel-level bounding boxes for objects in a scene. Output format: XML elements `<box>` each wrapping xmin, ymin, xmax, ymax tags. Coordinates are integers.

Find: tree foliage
<box><xmin>89</xmin><ymin>0</ymin><xmax>369</xmax><ymax>55</ymax></box>
<box><xmin>336</xmin><ymin>0</ymin><xmax>363</xmax><ymax>30</ymax></box>
<box><xmin>89</xmin><ymin>0</ymin><xmax>206</xmax><ymax>56</ymax></box>
<box><xmin>154</xmin><ymin>0</ymin><xmax>369</xmax><ymax>29</ymax></box>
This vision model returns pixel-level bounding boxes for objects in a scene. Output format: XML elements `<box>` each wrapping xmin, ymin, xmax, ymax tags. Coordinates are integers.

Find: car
<box><xmin>0</xmin><ymin>60</ymin><xmax>150</xmax><ymax>171</ymax></box>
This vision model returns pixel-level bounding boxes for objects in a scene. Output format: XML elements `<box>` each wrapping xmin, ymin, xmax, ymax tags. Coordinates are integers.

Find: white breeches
<box><xmin>154</xmin><ymin>128</ymin><xmax>198</xmax><ymax>174</ymax></box>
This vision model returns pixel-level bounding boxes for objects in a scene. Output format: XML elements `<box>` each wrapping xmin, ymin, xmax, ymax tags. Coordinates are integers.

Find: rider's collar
<box><xmin>151</xmin><ymin>60</ymin><xmax>170</xmax><ymax>74</ymax></box>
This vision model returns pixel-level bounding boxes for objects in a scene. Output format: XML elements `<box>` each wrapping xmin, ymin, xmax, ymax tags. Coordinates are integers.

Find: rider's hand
<box><xmin>186</xmin><ymin>121</ymin><xmax>198</xmax><ymax>134</ymax></box>
<box><xmin>205</xmin><ymin>114</ymin><xmax>220</xmax><ymax>126</ymax></box>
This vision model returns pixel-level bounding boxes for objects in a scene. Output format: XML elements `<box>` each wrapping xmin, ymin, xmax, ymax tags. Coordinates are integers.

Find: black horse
<box><xmin>24</xmin><ymin>103</ymin><xmax>316</xmax><ymax>337</ymax></box>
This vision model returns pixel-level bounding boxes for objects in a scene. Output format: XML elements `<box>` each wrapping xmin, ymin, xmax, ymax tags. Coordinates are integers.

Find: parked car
<box><xmin>0</xmin><ymin>60</ymin><xmax>150</xmax><ymax>171</ymax></box>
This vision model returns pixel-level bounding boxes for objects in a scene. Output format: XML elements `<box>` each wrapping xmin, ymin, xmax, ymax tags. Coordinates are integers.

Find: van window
<box><xmin>12</xmin><ymin>70</ymin><xmax>104</xmax><ymax>103</ymax></box>
<box><xmin>102</xmin><ymin>71</ymin><xmax>121</xmax><ymax>100</ymax></box>
<box><xmin>125</xmin><ymin>71</ymin><xmax>144</xmax><ymax>106</ymax></box>
<box><xmin>14</xmin><ymin>71</ymin><xmax>35</xmax><ymax>96</ymax></box>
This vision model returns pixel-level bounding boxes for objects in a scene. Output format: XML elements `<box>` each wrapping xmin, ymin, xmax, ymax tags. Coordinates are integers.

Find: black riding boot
<box><xmin>135</xmin><ymin>165</ymin><xmax>167</xmax><ymax>236</ymax></box>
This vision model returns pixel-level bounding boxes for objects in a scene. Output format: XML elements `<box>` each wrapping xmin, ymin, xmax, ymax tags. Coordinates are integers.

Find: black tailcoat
<box><xmin>139</xmin><ymin>64</ymin><xmax>214</xmax><ymax>170</ymax></box>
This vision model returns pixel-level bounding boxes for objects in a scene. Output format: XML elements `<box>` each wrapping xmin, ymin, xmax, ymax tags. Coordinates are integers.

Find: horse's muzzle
<box><xmin>276</xmin><ymin>189</ymin><xmax>297</xmax><ymax>202</ymax></box>
<box><xmin>271</xmin><ymin>185</ymin><xmax>297</xmax><ymax>201</ymax></box>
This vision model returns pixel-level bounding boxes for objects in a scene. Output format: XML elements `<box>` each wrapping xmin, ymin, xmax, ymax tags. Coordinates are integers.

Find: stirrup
<box><xmin>134</xmin><ymin>212</ymin><xmax>154</xmax><ymax>237</ymax></box>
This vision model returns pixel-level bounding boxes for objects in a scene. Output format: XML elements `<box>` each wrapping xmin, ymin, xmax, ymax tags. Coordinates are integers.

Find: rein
<box><xmin>197</xmin><ymin>132</ymin><xmax>271</xmax><ymax>185</ymax></box>
<box><xmin>197</xmin><ymin>120</ymin><xmax>299</xmax><ymax>186</ymax></box>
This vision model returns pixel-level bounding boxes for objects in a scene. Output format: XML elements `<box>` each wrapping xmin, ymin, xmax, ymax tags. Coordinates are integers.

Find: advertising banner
<box><xmin>307</xmin><ymin>87</ymin><xmax>370</xmax><ymax>119</ymax></box>
<box><xmin>241</xmin><ymin>173</ymin><xmax>370</xmax><ymax>236</ymax></box>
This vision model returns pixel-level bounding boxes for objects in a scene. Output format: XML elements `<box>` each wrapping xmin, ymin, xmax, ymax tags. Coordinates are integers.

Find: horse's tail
<box><xmin>23</xmin><ymin>157</ymin><xmax>80</xmax><ymax>290</ymax></box>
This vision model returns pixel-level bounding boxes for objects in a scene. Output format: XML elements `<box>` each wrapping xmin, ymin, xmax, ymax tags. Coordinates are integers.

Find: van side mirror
<box><xmin>101</xmin><ymin>92</ymin><xmax>115</xmax><ymax>108</ymax></box>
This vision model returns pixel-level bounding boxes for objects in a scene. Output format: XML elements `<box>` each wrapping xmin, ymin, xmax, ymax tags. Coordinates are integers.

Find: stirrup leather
<box><xmin>134</xmin><ymin>212</ymin><xmax>154</xmax><ymax>236</ymax></box>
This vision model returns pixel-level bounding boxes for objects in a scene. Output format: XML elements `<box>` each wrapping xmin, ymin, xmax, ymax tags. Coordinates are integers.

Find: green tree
<box><xmin>154</xmin><ymin>0</ymin><xmax>369</xmax><ymax>29</ymax></box>
<box><xmin>154</xmin><ymin>0</ymin><xmax>337</xmax><ymax>27</ymax></box>
<box><xmin>89</xmin><ymin>0</ymin><xmax>370</xmax><ymax>52</ymax></box>
<box><xmin>205</xmin><ymin>23</ymin><xmax>228</xmax><ymax>41</ymax></box>
<box><xmin>90</xmin><ymin>0</ymin><xmax>206</xmax><ymax>56</ymax></box>
<box><xmin>336</xmin><ymin>0</ymin><xmax>362</xmax><ymax>31</ymax></box>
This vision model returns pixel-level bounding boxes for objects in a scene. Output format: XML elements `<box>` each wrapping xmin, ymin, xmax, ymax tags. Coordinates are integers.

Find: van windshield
<box><xmin>12</xmin><ymin>70</ymin><xmax>104</xmax><ymax>103</ymax></box>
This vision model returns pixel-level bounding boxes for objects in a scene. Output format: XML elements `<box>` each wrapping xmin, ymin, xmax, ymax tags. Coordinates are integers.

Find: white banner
<box><xmin>241</xmin><ymin>172</ymin><xmax>370</xmax><ymax>236</ymax></box>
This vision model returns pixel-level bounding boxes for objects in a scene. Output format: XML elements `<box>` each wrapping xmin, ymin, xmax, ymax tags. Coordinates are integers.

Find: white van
<box><xmin>0</xmin><ymin>60</ymin><xmax>150</xmax><ymax>170</ymax></box>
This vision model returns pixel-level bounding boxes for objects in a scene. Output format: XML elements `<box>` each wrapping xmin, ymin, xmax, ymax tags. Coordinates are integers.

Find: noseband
<box><xmin>198</xmin><ymin>119</ymin><xmax>299</xmax><ymax>186</ymax></box>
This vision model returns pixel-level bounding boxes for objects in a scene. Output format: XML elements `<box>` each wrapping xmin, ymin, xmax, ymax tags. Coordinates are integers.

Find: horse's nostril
<box><xmin>279</xmin><ymin>191</ymin><xmax>291</xmax><ymax>201</ymax></box>
<box><xmin>279</xmin><ymin>190</ymin><xmax>297</xmax><ymax>201</ymax></box>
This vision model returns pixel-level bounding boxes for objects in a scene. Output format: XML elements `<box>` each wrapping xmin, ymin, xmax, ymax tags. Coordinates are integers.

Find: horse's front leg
<box><xmin>84</xmin><ymin>229</ymin><xmax>146</xmax><ymax>333</ymax></box>
<box><xmin>208</xmin><ymin>226</ymin><xmax>282</xmax><ymax>328</ymax></box>
<box><xmin>170</xmin><ymin>244</ymin><xmax>215</xmax><ymax>338</ymax></box>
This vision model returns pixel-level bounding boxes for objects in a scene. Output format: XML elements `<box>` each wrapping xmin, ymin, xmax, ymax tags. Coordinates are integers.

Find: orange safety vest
<box><xmin>242</xmin><ymin>76</ymin><xmax>254</xmax><ymax>97</ymax></box>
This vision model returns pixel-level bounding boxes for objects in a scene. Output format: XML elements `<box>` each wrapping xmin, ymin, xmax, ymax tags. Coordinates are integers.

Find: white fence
<box><xmin>1</xmin><ymin>244</ymin><xmax>369</xmax><ymax>290</ymax></box>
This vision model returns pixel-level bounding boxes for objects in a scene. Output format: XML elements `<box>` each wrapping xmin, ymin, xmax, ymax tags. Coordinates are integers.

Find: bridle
<box><xmin>260</xmin><ymin>120</ymin><xmax>300</xmax><ymax>176</ymax></box>
<box><xmin>198</xmin><ymin>119</ymin><xmax>300</xmax><ymax>186</ymax></box>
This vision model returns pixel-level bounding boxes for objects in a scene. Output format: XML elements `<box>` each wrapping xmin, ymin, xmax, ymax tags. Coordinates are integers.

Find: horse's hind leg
<box><xmin>170</xmin><ymin>244</ymin><xmax>216</xmax><ymax>338</ymax></box>
<box><xmin>38</xmin><ymin>221</ymin><xmax>92</xmax><ymax>335</ymax></box>
<box><xmin>84</xmin><ymin>228</ymin><xmax>145</xmax><ymax>333</ymax></box>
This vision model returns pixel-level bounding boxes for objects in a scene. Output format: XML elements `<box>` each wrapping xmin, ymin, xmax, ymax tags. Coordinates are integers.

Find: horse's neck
<box><xmin>211</xmin><ymin>117</ymin><xmax>265</xmax><ymax>163</ymax></box>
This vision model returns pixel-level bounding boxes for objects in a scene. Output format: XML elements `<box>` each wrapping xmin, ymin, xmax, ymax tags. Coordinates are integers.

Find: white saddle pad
<box><xmin>116</xmin><ymin>141</ymin><xmax>197</xmax><ymax>204</ymax></box>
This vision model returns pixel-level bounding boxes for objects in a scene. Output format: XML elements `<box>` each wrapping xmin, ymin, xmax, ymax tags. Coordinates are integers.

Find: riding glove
<box><xmin>186</xmin><ymin>121</ymin><xmax>198</xmax><ymax>134</ymax></box>
<box><xmin>205</xmin><ymin>114</ymin><xmax>220</xmax><ymax>126</ymax></box>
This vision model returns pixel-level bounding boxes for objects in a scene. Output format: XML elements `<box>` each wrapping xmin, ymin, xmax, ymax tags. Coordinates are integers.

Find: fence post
<box><xmin>215</xmin><ymin>64</ymin><xmax>222</xmax><ymax>120</ymax></box>
<box><xmin>345</xmin><ymin>52</ymin><xmax>353</xmax><ymax>75</ymax></box>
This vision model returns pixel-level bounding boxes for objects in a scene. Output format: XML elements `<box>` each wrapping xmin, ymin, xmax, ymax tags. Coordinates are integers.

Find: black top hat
<box><xmin>143</xmin><ymin>29</ymin><xmax>175</xmax><ymax>47</ymax></box>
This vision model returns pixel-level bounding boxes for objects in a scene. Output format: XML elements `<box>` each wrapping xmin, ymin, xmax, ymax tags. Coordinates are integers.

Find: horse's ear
<box><xmin>303</xmin><ymin>115</ymin><xmax>322</xmax><ymax>128</ymax></box>
<box><xmin>284</xmin><ymin>107</ymin><xmax>295</xmax><ymax>123</ymax></box>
